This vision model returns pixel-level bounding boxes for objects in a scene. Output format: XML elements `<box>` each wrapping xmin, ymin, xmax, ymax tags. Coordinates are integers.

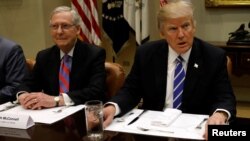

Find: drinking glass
<box><xmin>85</xmin><ymin>100</ymin><xmax>103</xmax><ymax>141</ymax></box>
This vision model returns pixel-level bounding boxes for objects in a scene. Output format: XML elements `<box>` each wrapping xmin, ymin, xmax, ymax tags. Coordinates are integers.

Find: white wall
<box><xmin>0</xmin><ymin>0</ymin><xmax>45</xmax><ymax>59</ymax></box>
<box><xmin>0</xmin><ymin>0</ymin><xmax>70</xmax><ymax>59</ymax></box>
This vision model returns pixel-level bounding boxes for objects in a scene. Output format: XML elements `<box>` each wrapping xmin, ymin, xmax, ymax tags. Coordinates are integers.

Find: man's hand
<box><xmin>103</xmin><ymin>105</ymin><xmax>116</xmax><ymax>128</ymax></box>
<box><xmin>19</xmin><ymin>92</ymin><xmax>57</xmax><ymax>110</ymax></box>
<box><xmin>18</xmin><ymin>92</ymin><xmax>30</xmax><ymax>107</ymax></box>
<box><xmin>203</xmin><ymin>111</ymin><xmax>228</xmax><ymax>140</ymax></box>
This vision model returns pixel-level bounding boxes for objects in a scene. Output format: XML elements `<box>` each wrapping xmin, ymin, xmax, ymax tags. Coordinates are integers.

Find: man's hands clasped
<box><xmin>18</xmin><ymin>92</ymin><xmax>57</xmax><ymax>110</ymax></box>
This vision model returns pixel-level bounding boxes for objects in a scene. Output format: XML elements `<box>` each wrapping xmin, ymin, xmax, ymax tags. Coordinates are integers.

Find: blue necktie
<box><xmin>59</xmin><ymin>55</ymin><xmax>71</xmax><ymax>94</ymax></box>
<box><xmin>173</xmin><ymin>56</ymin><xmax>185</xmax><ymax>109</ymax></box>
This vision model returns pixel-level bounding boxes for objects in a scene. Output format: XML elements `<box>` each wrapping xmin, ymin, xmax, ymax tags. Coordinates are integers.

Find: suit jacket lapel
<box><xmin>184</xmin><ymin>39</ymin><xmax>203</xmax><ymax>98</ymax></box>
<box><xmin>48</xmin><ymin>47</ymin><xmax>61</xmax><ymax>95</ymax></box>
<box><xmin>70</xmin><ymin>40</ymin><xmax>86</xmax><ymax>85</ymax></box>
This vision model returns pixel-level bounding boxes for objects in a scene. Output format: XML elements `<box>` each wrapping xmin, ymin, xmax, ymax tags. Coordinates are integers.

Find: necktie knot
<box><xmin>176</xmin><ymin>56</ymin><xmax>184</xmax><ymax>63</ymax></box>
<box><xmin>63</xmin><ymin>54</ymin><xmax>70</xmax><ymax>63</ymax></box>
<box><xmin>62</xmin><ymin>55</ymin><xmax>72</xmax><ymax>71</ymax></box>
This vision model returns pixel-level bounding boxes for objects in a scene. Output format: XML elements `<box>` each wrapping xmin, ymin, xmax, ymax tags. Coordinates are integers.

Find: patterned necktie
<box><xmin>59</xmin><ymin>55</ymin><xmax>71</xmax><ymax>94</ymax></box>
<box><xmin>59</xmin><ymin>55</ymin><xmax>74</xmax><ymax>129</ymax></box>
<box><xmin>173</xmin><ymin>56</ymin><xmax>185</xmax><ymax>109</ymax></box>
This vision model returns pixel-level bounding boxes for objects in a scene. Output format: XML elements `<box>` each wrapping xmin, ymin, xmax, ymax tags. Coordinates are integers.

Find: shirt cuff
<box><xmin>14</xmin><ymin>91</ymin><xmax>28</xmax><ymax>104</ymax></box>
<box><xmin>214</xmin><ymin>108</ymin><xmax>231</xmax><ymax>123</ymax></box>
<box><xmin>61</xmin><ymin>93</ymin><xmax>74</xmax><ymax>106</ymax></box>
<box><xmin>104</xmin><ymin>102</ymin><xmax>121</xmax><ymax>116</ymax></box>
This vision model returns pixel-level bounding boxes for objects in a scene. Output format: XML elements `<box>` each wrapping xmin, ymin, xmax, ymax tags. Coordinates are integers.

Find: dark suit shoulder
<box><xmin>193</xmin><ymin>38</ymin><xmax>226</xmax><ymax>59</ymax></box>
<box><xmin>0</xmin><ymin>38</ymin><xmax>24</xmax><ymax>63</ymax></box>
<box><xmin>37</xmin><ymin>45</ymin><xmax>58</xmax><ymax>55</ymax></box>
<box><xmin>76</xmin><ymin>40</ymin><xmax>105</xmax><ymax>52</ymax></box>
<box><xmin>0</xmin><ymin>37</ymin><xmax>21</xmax><ymax>52</ymax></box>
<box><xmin>74</xmin><ymin>40</ymin><xmax>106</xmax><ymax>59</ymax></box>
<box><xmin>33</xmin><ymin>46</ymin><xmax>61</xmax><ymax>72</ymax></box>
<box><xmin>138</xmin><ymin>39</ymin><xmax>166</xmax><ymax>51</ymax></box>
<box><xmin>0</xmin><ymin>37</ymin><xmax>17</xmax><ymax>47</ymax></box>
<box><xmin>36</xmin><ymin>46</ymin><xmax>59</xmax><ymax>60</ymax></box>
<box><xmin>136</xmin><ymin>39</ymin><xmax>167</xmax><ymax>57</ymax></box>
<box><xmin>194</xmin><ymin>38</ymin><xmax>225</xmax><ymax>53</ymax></box>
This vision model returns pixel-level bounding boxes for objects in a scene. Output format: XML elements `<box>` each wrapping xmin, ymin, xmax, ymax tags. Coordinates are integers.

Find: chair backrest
<box><xmin>105</xmin><ymin>62</ymin><xmax>125</xmax><ymax>99</ymax></box>
<box><xmin>26</xmin><ymin>59</ymin><xmax>36</xmax><ymax>72</ymax></box>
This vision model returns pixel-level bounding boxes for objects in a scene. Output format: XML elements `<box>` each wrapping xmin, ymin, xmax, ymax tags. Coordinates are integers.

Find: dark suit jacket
<box><xmin>111</xmin><ymin>38</ymin><xmax>236</xmax><ymax>121</ymax></box>
<box><xmin>19</xmin><ymin>39</ymin><xmax>106</xmax><ymax>105</ymax></box>
<box><xmin>0</xmin><ymin>37</ymin><xmax>27</xmax><ymax>104</ymax></box>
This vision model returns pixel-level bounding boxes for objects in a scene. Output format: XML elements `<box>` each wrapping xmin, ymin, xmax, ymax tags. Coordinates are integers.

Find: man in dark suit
<box><xmin>0</xmin><ymin>37</ymin><xmax>27</xmax><ymax>104</ymax></box>
<box><xmin>18</xmin><ymin>6</ymin><xmax>106</xmax><ymax>109</ymax></box>
<box><xmin>103</xmin><ymin>0</ymin><xmax>236</xmax><ymax>140</ymax></box>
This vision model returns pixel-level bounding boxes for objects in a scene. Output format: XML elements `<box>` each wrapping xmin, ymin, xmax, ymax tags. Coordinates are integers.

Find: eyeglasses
<box><xmin>49</xmin><ymin>24</ymin><xmax>75</xmax><ymax>30</ymax></box>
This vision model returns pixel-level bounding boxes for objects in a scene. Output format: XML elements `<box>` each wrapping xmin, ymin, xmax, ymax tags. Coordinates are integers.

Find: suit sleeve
<box><xmin>0</xmin><ymin>45</ymin><xmax>27</xmax><ymax>103</ymax></box>
<box><xmin>110</xmin><ymin>48</ymin><xmax>143</xmax><ymax>116</ymax></box>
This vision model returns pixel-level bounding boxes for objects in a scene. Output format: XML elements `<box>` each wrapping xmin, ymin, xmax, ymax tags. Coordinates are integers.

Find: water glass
<box><xmin>85</xmin><ymin>100</ymin><xmax>103</xmax><ymax>141</ymax></box>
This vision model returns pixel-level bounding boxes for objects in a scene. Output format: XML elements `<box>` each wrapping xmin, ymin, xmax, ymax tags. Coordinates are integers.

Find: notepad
<box><xmin>135</xmin><ymin>108</ymin><xmax>182</xmax><ymax>131</ymax></box>
<box><xmin>151</xmin><ymin>108</ymin><xmax>182</xmax><ymax>127</ymax></box>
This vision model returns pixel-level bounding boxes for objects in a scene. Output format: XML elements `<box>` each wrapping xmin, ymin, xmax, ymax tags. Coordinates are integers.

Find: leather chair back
<box><xmin>105</xmin><ymin>62</ymin><xmax>125</xmax><ymax>99</ymax></box>
<box><xmin>226</xmin><ymin>56</ymin><xmax>232</xmax><ymax>78</ymax></box>
<box><xmin>26</xmin><ymin>59</ymin><xmax>35</xmax><ymax>72</ymax></box>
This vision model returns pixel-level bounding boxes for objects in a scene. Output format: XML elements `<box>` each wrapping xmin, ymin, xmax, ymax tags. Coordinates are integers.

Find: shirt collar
<box><xmin>60</xmin><ymin>46</ymin><xmax>75</xmax><ymax>59</ymax></box>
<box><xmin>168</xmin><ymin>45</ymin><xmax>191</xmax><ymax>64</ymax></box>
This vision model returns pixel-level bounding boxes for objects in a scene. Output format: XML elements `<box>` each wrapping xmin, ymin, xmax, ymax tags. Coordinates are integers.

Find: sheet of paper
<box><xmin>1</xmin><ymin>104</ymin><xmax>85</xmax><ymax>124</ymax></box>
<box><xmin>105</xmin><ymin>109</ymin><xmax>209</xmax><ymax>140</ymax></box>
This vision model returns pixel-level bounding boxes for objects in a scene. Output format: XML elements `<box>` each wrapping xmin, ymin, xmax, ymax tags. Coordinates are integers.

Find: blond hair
<box><xmin>157</xmin><ymin>0</ymin><xmax>195</xmax><ymax>31</ymax></box>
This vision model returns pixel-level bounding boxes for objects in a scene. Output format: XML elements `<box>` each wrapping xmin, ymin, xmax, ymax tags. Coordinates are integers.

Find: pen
<box><xmin>0</xmin><ymin>102</ymin><xmax>18</xmax><ymax>112</ymax></box>
<box><xmin>196</xmin><ymin>118</ymin><xmax>208</xmax><ymax>129</ymax></box>
<box><xmin>128</xmin><ymin>110</ymin><xmax>147</xmax><ymax>125</ymax></box>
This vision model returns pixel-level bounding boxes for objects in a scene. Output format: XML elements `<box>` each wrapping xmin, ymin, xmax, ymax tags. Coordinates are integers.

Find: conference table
<box><xmin>0</xmin><ymin>108</ymin><xmax>248</xmax><ymax>141</ymax></box>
